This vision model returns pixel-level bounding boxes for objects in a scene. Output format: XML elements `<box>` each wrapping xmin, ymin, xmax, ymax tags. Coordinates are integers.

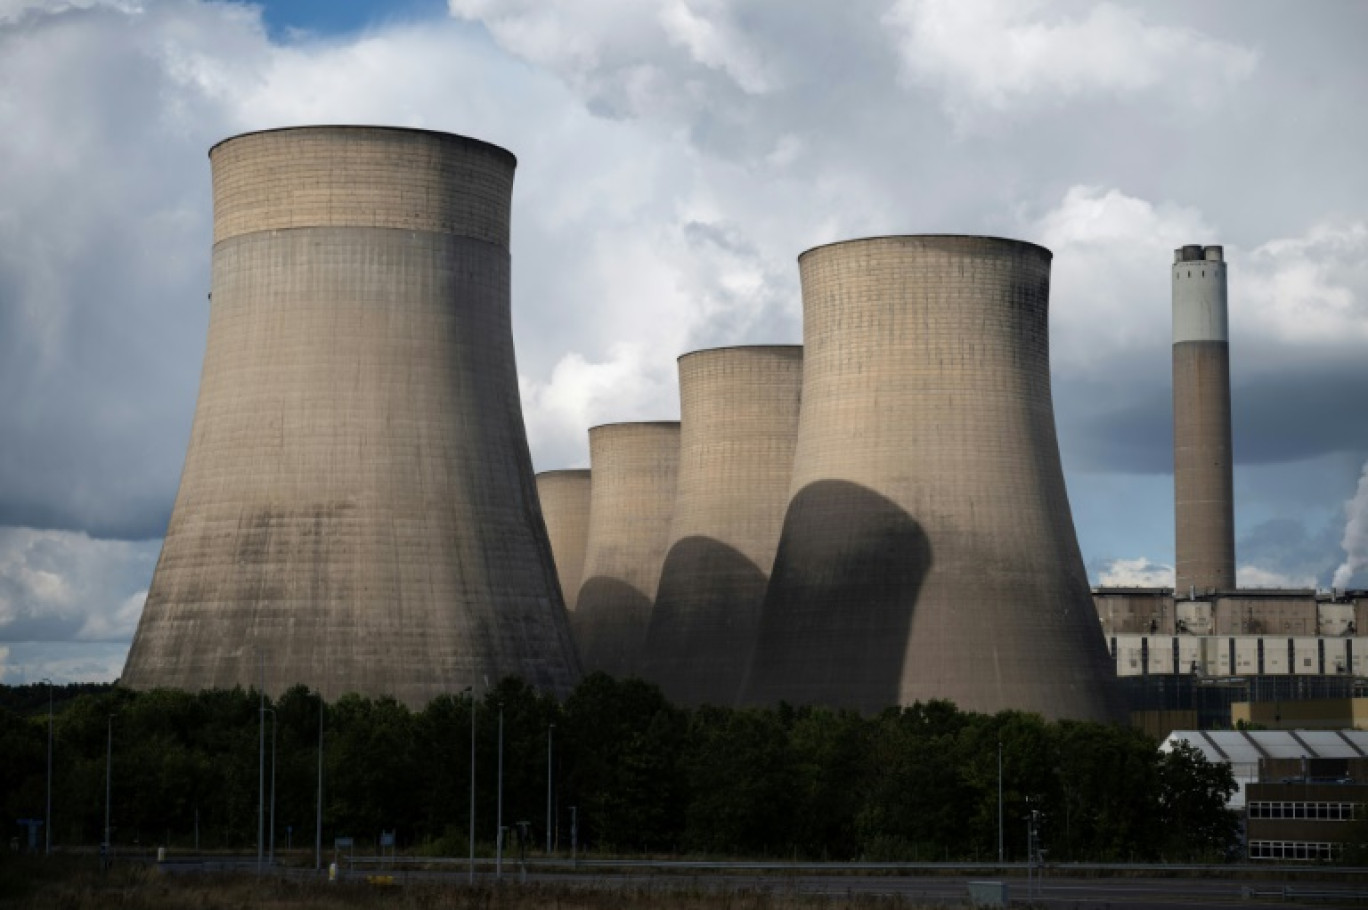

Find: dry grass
<box><xmin>0</xmin><ymin>859</ymin><xmax>951</xmax><ymax>910</ymax></box>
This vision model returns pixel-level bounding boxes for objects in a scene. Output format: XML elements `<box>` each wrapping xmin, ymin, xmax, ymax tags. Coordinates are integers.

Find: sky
<box><xmin>0</xmin><ymin>0</ymin><xmax>1365</xmax><ymax>684</ymax></box>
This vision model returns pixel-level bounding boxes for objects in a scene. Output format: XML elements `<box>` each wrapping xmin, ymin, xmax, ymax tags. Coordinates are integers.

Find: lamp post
<box><xmin>258</xmin><ymin>700</ymin><xmax>277</xmax><ymax>871</ymax></box>
<box><xmin>495</xmin><ymin>702</ymin><xmax>504</xmax><ymax>880</ymax></box>
<box><xmin>997</xmin><ymin>739</ymin><xmax>1003</xmax><ymax>864</ymax></box>
<box><xmin>265</xmin><ymin>708</ymin><xmax>277</xmax><ymax>866</ymax></box>
<box><xmin>41</xmin><ymin>679</ymin><xmax>52</xmax><ymax>857</ymax></box>
<box><xmin>104</xmin><ymin>714</ymin><xmax>114</xmax><ymax>853</ymax></box>
<box><xmin>316</xmin><ymin>694</ymin><xmax>324</xmax><ymax>872</ymax></box>
<box><xmin>546</xmin><ymin>722</ymin><xmax>555</xmax><ymax>854</ymax></box>
<box><xmin>258</xmin><ymin>689</ymin><xmax>265</xmax><ymax>874</ymax></box>
<box><xmin>467</xmin><ymin>685</ymin><xmax>476</xmax><ymax>884</ymax></box>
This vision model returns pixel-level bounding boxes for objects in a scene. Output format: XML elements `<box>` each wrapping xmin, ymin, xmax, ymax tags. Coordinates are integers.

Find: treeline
<box><xmin>0</xmin><ymin>674</ymin><xmax>1236</xmax><ymax>862</ymax></box>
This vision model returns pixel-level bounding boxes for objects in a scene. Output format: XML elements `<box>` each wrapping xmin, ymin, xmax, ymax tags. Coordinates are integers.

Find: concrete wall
<box><xmin>1173</xmin><ymin>245</ymin><xmax>1236</xmax><ymax>595</ymax></box>
<box><xmin>743</xmin><ymin>235</ymin><xmax>1121</xmax><ymax>721</ymax></box>
<box><xmin>645</xmin><ymin>346</ymin><xmax>802</xmax><ymax>706</ymax></box>
<box><xmin>1093</xmin><ymin>589</ymin><xmax>1177</xmax><ymax>635</ymax></box>
<box><xmin>1213</xmin><ymin>594</ymin><xmax>1318</xmax><ymax>636</ymax></box>
<box><xmin>573</xmin><ymin>421</ymin><xmax>680</xmax><ymax>678</ymax></box>
<box><xmin>536</xmin><ymin>470</ymin><xmax>593</xmax><ymax>613</ymax></box>
<box><xmin>122</xmin><ymin>126</ymin><xmax>580</xmax><ymax>706</ymax></box>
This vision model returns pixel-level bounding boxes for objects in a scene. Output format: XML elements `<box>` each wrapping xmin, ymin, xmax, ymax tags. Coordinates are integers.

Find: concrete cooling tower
<box><xmin>122</xmin><ymin>126</ymin><xmax>580</xmax><ymax>706</ymax></box>
<box><xmin>1173</xmin><ymin>244</ymin><xmax>1235</xmax><ymax>596</ymax></box>
<box><xmin>572</xmin><ymin>422</ymin><xmax>680</xmax><ymax>678</ymax></box>
<box><xmin>644</xmin><ymin>346</ymin><xmax>802</xmax><ymax>706</ymax></box>
<box><xmin>536</xmin><ymin>470</ymin><xmax>592</xmax><ymax>612</ymax></box>
<box><xmin>742</xmin><ymin>235</ymin><xmax>1121</xmax><ymax>722</ymax></box>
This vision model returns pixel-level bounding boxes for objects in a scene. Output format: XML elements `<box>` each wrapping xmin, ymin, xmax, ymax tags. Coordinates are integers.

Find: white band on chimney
<box><xmin>1172</xmin><ymin>250</ymin><xmax>1228</xmax><ymax>344</ymax></box>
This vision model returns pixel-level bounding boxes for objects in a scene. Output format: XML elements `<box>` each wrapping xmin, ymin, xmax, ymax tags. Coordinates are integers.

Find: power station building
<box><xmin>645</xmin><ymin>346</ymin><xmax>803</xmax><ymax>706</ymax></box>
<box><xmin>1095</xmin><ymin>243</ymin><xmax>1365</xmax><ymax>732</ymax></box>
<box><xmin>536</xmin><ymin>469</ymin><xmax>592</xmax><ymax>612</ymax></box>
<box><xmin>573</xmin><ymin>421</ymin><xmax>681</xmax><ymax>678</ymax></box>
<box><xmin>741</xmin><ymin>236</ymin><xmax>1121</xmax><ymax>721</ymax></box>
<box><xmin>122</xmin><ymin>126</ymin><xmax>579</xmax><ymax>706</ymax></box>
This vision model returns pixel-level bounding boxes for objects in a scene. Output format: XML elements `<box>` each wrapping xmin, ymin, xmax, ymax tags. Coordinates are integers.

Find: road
<box><xmin>156</xmin><ymin>856</ymin><xmax>1368</xmax><ymax>909</ymax></box>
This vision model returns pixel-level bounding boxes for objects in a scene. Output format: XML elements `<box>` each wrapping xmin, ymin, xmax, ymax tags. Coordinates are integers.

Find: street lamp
<box><xmin>495</xmin><ymin>701</ymin><xmax>504</xmax><ymax>880</ymax></box>
<box><xmin>258</xmin><ymin>688</ymin><xmax>265</xmax><ymax>874</ymax></box>
<box><xmin>316</xmin><ymin>694</ymin><xmax>325</xmax><ymax>872</ymax></box>
<box><xmin>467</xmin><ymin>685</ymin><xmax>476</xmax><ymax>884</ymax></box>
<box><xmin>262</xmin><ymin>707</ymin><xmax>277</xmax><ymax>867</ymax></box>
<box><xmin>104</xmin><ymin>714</ymin><xmax>115</xmax><ymax>859</ymax></box>
<box><xmin>258</xmin><ymin>698</ymin><xmax>277</xmax><ymax>872</ymax></box>
<box><xmin>546</xmin><ymin>722</ymin><xmax>555</xmax><ymax>854</ymax></box>
<box><xmin>40</xmin><ymin>678</ymin><xmax>52</xmax><ymax>857</ymax></box>
<box><xmin>997</xmin><ymin>739</ymin><xmax>1003</xmax><ymax>864</ymax></box>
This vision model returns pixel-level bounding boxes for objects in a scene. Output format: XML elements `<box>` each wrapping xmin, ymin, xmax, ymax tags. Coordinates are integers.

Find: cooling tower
<box><xmin>122</xmin><ymin>126</ymin><xmax>579</xmax><ymax>706</ymax></box>
<box><xmin>536</xmin><ymin>469</ymin><xmax>592</xmax><ymax>612</ymax></box>
<box><xmin>644</xmin><ymin>346</ymin><xmax>802</xmax><ymax>706</ymax></box>
<box><xmin>742</xmin><ymin>235</ymin><xmax>1121</xmax><ymax>721</ymax></box>
<box><xmin>572</xmin><ymin>422</ymin><xmax>680</xmax><ymax>678</ymax></box>
<box><xmin>1173</xmin><ymin>244</ymin><xmax>1235</xmax><ymax>596</ymax></box>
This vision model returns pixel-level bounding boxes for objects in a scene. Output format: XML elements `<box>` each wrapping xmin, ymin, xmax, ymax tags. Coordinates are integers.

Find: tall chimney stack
<box><xmin>1172</xmin><ymin>244</ymin><xmax>1235</xmax><ymax>595</ymax></box>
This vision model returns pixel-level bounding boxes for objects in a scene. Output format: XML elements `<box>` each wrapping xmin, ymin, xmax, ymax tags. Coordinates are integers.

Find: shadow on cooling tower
<box><xmin>743</xmin><ymin>480</ymin><xmax>931</xmax><ymax>712</ymax></box>
<box><xmin>571</xmin><ymin>576</ymin><xmax>654</xmax><ymax>678</ymax></box>
<box><xmin>646</xmin><ymin>536</ymin><xmax>768</xmax><ymax>706</ymax></box>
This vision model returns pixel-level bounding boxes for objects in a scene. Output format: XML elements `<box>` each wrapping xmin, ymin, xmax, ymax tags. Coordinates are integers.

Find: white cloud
<box><xmin>447</xmin><ymin>0</ymin><xmax>684</xmax><ymax>119</ymax></box>
<box><xmin>659</xmin><ymin>0</ymin><xmax>778</xmax><ymax>95</ymax></box>
<box><xmin>1237</xmin><ymin>222</ymin><xmax>1368</xmax><ymax>350</ymax></box>
<box><xmin>1237</xmin><ymin>565</ymin><xmax>1319</xmax><ymax>590</ymax></box>
<box><xmin>1332</xmin><ymin>460</ymin><xmax>1368</xmax><ymax>590</ymax></box>
<box><xmin>1098</xmin><ymin>556</ymin><xmax>1173</xmax><ymax>587</ymax></box>
<box><xmin>0</xmin><ymin>527</ymin><xmax>158</xmax><ymax>643</ymax></box>
<box><xmin>1029</xmin><ymin>185</ymin><xmax>1212</xmax><ymax>373</ymax></box>
<box><xmin>883</xmin><ymin>0</ymin><xmax>1257</xmax><ymax>128</ymax></box>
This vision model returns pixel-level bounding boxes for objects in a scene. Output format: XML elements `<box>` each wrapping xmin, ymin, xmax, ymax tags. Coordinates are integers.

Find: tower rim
<box><xmin>798</xmin><ymin>233</ymin><xmax>1052</xmax><ymax>263</ymax></box>
<box><xmin>209</xmin><ymin>125</ymin><xmax>517</xmax><ymax>168</ymax></box>
<box><xmin>587</xmin><ymin>420</ymin><xmax>682</xmax><ymax>434</ymax></box>
<box><xmin>677</xmin><ymin>344</ymin><xmax>802</xmax><ymax>364</ymax></box>
<box><xmin>536</xmin><ymin>468</ymin><xmax>592</xmax><ymax>479</ymax></box>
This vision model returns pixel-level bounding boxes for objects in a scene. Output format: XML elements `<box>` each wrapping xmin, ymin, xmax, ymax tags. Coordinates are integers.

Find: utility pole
<box><xmin>257</xmin><ymin>655</ymin><xmax>265</xmax><ymax>874</ymax></box>
<box><xmin>268</xmin><ymin>709</ymin><xmax>277</xmax><ymax>866</ymax></box>
<box><xmin>496</xmin><ymin>703</ymin><xmax>504</xmax><ymax>880</ymax></box>
<box><xmin>316</xmin><ymin>695</ymin><xmax>324</xmax><ymax>872</ymax></box>
<box><xmin>42</xmin><ymin>679</ymin><xmax>52</xmax><ymax>857</ymax></box>
<box><xmin>546</xmin><ymin>722</ymin><xmax>555</xmax><ymax>854</ymax></box>
<box><xmin>104</xmin><ymin>714</ymin><xmax>114</xmax><ymax>859</ymax></box>
<box><xmin>997</xmin><ymin>739</ymin><xmax>1003</xmax><ymax>864</ymax></box>
<box><xmin>468</xmin><ymin>685</ymin><xmax>476</xmax><ymax>884</ymax></box>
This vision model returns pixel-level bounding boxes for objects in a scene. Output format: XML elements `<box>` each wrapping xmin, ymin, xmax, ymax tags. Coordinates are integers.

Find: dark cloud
<box><xmin>1236</xmin><ymin>516</ymin><xmax>1343</xmax><ymax>588</ymax></box>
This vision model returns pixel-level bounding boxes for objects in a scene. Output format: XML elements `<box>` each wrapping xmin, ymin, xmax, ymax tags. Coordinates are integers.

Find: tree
<box><xmin>1157</xmin><ymin>740</ymin><xmax>1238</xmax><ymax>861</ymax></box>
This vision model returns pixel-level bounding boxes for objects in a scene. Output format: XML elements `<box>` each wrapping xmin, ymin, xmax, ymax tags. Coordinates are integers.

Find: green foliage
<box><xmin>0</xmin><ymin>679</ymin><xmax>1240</xmax><ymax>863</ymax></box>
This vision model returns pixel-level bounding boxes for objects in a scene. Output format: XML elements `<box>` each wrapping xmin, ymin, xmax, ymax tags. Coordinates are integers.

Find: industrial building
<box><xmin>1163</xmin><ymin>730</ymin><xmax>1368</xmax><ymax>861</ymax></box>
<box><xmin>1097</xmin><ymin>586</ymin><xmax>1368</xmax><ymax>730</ymax></box>
<box><xmin>741</xmin><ymin>236</ymin><xmax>1121</xmax><ymax>721</ymax></box>
<box><xmin>536</xmin><ymin>469</ymin><xmax>592</xmax><ymax>612</ymax></box>
<box><xmin>1095</xmin><ymin>243</ymin><xmax>1366</xmax><ymax>731</ymax></box>
<box><xmin>573</xmin><ymin>421</ymin><xmax>681</xmax><ymax>678</ymax></box>
<box><xmin>645</xmin><ymin>346</ymin><xmax>802</xmax><ymax>706</ymax></box>
<box><xmin>123</xmin><ymin>126</ymin><xmax>580</xmax><ymax>706</ymax></box>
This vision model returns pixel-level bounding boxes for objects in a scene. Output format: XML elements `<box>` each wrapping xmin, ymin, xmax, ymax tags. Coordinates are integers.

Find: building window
<box><xmin>1248</xmin><ymin>801</ymin><xmax>1362</xmax><ymax>821</ymax></box>
<box><xmin>1248</xmin><ymin>840</ymin><xmax>1337</xmax><ymax>861</ymax></box>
